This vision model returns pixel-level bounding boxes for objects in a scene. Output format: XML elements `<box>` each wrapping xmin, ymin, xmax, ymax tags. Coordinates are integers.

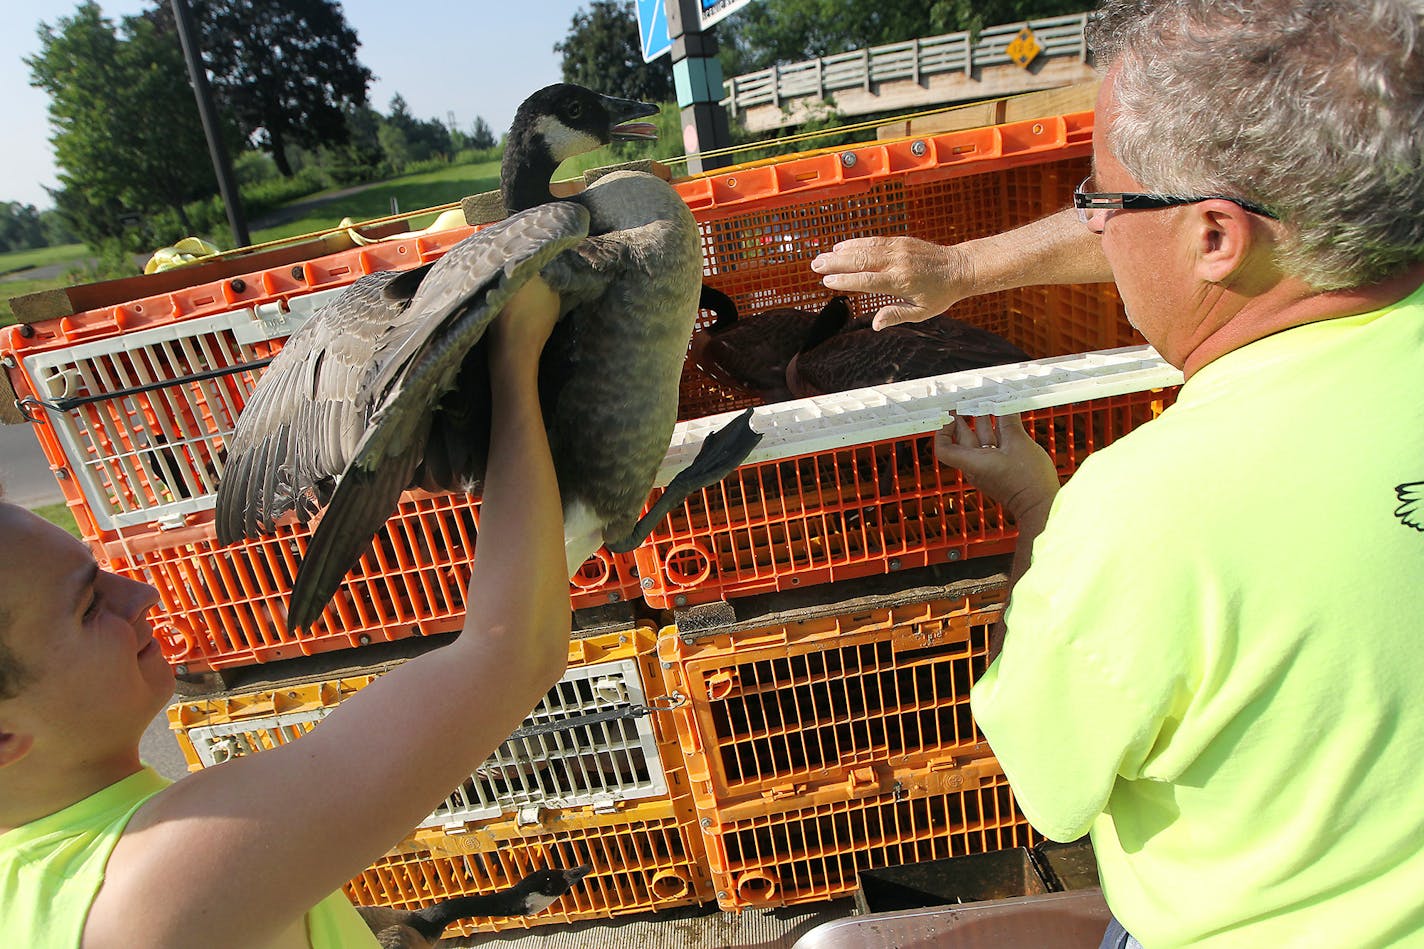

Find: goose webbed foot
<box><xmin>607</xmin><ymin>408</ymin><xmax>762</xmax><ymax>552</ymax></box>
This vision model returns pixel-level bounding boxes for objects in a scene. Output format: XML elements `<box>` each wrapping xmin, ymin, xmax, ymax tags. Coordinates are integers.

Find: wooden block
<box><xmin>0</xmin><ymin>366</ymin><xmax>26</xmax><ymax>425</ymax></box>
<box><xmin>460</xmin><ymin>190</ymin><xmax>507</xmax><ymax>226</ymax></box>
<box><xmin>1002</xmin><ymin>79</ymin><xmax>1101</xmax><ymax>123</ymax></box>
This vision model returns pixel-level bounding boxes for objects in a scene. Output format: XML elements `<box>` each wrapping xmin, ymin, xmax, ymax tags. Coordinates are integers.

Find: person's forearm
<box><xmin>464</xmin><ymin>357</ymin><xmax>569</xmax><ymax>659</ymax></box>
<box><xmin>962</xmin><ymin>208</ymin><xmax>1112</xmax><ymax>294</ymax></box>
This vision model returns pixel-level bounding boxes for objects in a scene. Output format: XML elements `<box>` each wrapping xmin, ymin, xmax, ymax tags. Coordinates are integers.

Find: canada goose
<box><xmin>687</xmin><ymin>284</ymin><xmax>828</xmax><ymax>402</ymax></box>
<box><xmin>355</xmin><ymin>865</ymin><xmax>590</xmax><ymax>948</ymax></box>
<box><xmin>214</xmin><ymin>83</ymin><xmax>762</xmax><ymax>630</ymax></box>
<box><xmin>784</xmin><ymin>306</ymin><xmax>1032</xmax><ymax>399</ymax></box>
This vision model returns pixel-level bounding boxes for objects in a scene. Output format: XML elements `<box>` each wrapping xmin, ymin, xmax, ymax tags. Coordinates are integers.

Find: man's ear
<box><xmin>0</xmin><ymin>728</ymin><xmax>35</xmax><ymax>768</ymax></box>
<box><xmin>1193</xmin><ymin>201</ymin><xmax>1263</xmax><ymax>286</ymax></box>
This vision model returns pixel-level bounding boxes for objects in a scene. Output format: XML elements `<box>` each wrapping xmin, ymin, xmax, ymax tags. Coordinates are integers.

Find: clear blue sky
<box><xmin>3</xmin><ymin>0</ymin><xmax>608</xmax><ymax>210</ymax></box>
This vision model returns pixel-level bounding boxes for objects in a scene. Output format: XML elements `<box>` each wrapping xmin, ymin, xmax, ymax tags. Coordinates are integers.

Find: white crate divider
<box><xmin>655</xmin><ymin>345</ymin><xmax>1181</xmax><ymax>487</ymax></box>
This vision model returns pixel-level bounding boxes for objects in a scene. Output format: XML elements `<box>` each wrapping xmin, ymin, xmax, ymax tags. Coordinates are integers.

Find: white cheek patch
<box><xmin>534</xmin><ymin>115</ymin><xmax>602</xmax><ymax>162</ymax></box>
<box><xmin>523</xmin><ymin>892</ymin><xmax>559</xmax><ymax>914</ymax></box>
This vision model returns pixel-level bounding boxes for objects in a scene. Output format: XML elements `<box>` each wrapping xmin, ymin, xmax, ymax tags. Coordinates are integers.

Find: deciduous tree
<box><xmin>555</xmin><ymin>1</ymin><xmax>673</xmax><ymax>103</ymax></box>
<box><xmin>189</xmin><ymin>0</ymin><xmax>374</xmax><ymax>176</ymax></box>
<box><xmin>26</xmin><ymin>2</ymin><xmax>218</xmax><ymax>246</ymax></box>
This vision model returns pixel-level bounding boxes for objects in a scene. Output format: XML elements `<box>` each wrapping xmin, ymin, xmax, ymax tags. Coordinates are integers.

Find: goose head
<box><xmin>502</xmin><ymin>83</ymin><xmax>660</xmax><ymax>212</ymax></box>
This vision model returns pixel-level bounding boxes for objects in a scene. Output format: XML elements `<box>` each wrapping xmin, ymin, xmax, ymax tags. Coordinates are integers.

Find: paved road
<box><xmin>0</xmin><ymin>419</ymin><xmax>65</xmax><ymax>507</ymax></box>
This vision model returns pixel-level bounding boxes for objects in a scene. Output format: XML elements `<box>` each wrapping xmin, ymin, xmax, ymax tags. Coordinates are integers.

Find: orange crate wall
<box><xmin>660</xmin><ymin>590</ymin><xmax>1006</xmax><ymax>816</ymax></box>
<box><xmin>348</xmin><ymin>803</ymin><xmax>713</xmax><ymax>935</ymax></box>
<box><xmin>689</xmin><ymin>154</ymin><xmax>1139</xmax><ymax>390</ymax></box>
<box><xmin>703</xmin><ymin>767</ymin><xmax>1038</xmax><ymax>911</ymax></box>
<box><xmin>120</xmin><ymin>497</ymin><xmax>638</xmax><ymax>673</ymax></box>
<box><xmin>635</xmin><ymin>388</ymin><xmax>1177</xmax><ymax>609</ymax></box>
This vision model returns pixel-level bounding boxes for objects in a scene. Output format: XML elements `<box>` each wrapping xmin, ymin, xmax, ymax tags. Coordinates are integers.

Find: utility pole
<box><xmin>169</xmin><ymin>0</ymin><xmax>250</xmax><ymax>248</ymax></box>
<box><xmin>666</xmin><ymin>0</ymin><xmax>732</xmax><ymax>174</ymax></box>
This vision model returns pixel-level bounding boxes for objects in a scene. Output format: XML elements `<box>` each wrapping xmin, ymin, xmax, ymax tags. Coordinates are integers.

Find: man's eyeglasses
<box><xmin>1073</xmin><ymin>178</ymin><xmax>1276</xmax><ymax>227</ymax></box>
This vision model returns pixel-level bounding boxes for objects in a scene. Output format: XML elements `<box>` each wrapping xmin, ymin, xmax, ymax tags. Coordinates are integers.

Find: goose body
<box><xmin>786</xmin><ymin>311</ymin><xmax>1032</xmax><ymax>398</ymax></box>
<box><xmin>688</xmin><ymin>284</ymin><xmax>819</xmax><ymax>402</ymax></box>
<box><xmin>215</xmin><ymin>84</ymin><xmax>760</xmax><ymax>630</ymax></box>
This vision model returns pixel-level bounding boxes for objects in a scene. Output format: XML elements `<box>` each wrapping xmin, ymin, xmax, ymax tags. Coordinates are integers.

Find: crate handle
<box><xmin>18</xmin><ymin>358</ymin><xmax>274</xmax><ymax>413</ymax></box>
<box><xmin>503</xmin><ymin>694</ymin><xmax>686</xmax><ymax>741</ymax></box>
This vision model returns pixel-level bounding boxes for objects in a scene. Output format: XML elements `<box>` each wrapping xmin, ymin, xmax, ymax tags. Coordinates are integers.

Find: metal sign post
<box><xmin>667</xmin><ymin>0</ymin><xmax>732</xmax><ymax>173</ymax></box>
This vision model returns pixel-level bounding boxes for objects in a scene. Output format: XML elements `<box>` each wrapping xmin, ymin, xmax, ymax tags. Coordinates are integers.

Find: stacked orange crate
<box><xmin>657</xmin><ymin>583</ymin><xmax>1039</xmax><ymax>911</ymax></box>
<box><xmin>635</xmin><ymin>116</ymin><xmax>1179</xmax><ymax>608</ymax></box>
<box><xmin>1</xmin><ymin>227</ymin><xmax>641</xmax><ymax>674</ymax></box>
<box><xmin>168</xmin><ymin>626</ymin><xmax>714</xmax><ymax>934</ymax></box>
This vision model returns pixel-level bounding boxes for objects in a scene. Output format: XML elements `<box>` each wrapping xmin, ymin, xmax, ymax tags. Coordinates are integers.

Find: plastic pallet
<box><xmin>700</xmin><ymin>759</ymin><xmax>1037</xmax><ymax>912</ymax></box>
<box><xmin>657</xmin><ymin>588</ymin><xmax>1006</xmax><ymax>818</ymax></box>
<box><xmin>168</xmin><ymin>628</ymin><xmax>673</xmax><ymax>825</ymax></box>
<box><xmin>635</xmin><ymin>385</ymin><xmax>1177</xmax><ymax>609</ymax></box>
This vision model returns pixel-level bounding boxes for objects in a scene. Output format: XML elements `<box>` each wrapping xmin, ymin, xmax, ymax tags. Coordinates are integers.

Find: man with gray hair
<box><xmin>814</xmin><ymin>1</ymin><xmax>1424</xmax><ymax>945</ymax></box>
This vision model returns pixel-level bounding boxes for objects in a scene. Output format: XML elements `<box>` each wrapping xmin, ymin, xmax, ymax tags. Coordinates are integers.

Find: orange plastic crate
<box><xmin>168</xmin><ymin>627</ymin><xmax>713</xmax><ymax>931</ymax></box>
<box><xmin>116</xmin><ymin>499</ymin><xmax>639</xmax><ymax>672</ymax></box>
<box><xmin>349</xmin><ymin>796</ymin><xmax>713</xmax><ymax>935</ymax></box>
<box><xmin>701</xmin><ymin>759</ymin><xmax>1038</xmax><ymax>912</ymax></box>
<box><xmin>4</xmin><ymin>108</ymin><xmax>1174</xmax><ymax>639</ymax></box>
<box><xmin>635</xmin><ymin>388</ymin><xmax>1176</xmax><ymax>609</ymax></box>
<box><xmin>657</xmin><ymin>588</ymin><xmax>1006</xmax><ymax>818</ymax></box>
<box><xmin>167</xmin><ymin>628</ymin><xmax>672</xmax><ymax>813</ymax></box>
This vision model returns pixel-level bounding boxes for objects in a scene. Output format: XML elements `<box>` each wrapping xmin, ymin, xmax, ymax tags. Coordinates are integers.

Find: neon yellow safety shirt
<box><xmin>972</xmin><ymin>282</ymin><xmax>1424</xmax><ymax>947</ymax></box>
<box><xmin>0</xmin><ymin>767</ymin><xmax>380</xmax><ymax>948</ymax></box>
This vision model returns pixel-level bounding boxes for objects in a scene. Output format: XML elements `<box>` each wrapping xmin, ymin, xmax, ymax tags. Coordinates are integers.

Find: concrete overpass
<box><xmin>721</xmin><ymin>13</ymin><xmax>1096</xmax><ymax>133</ymax></box>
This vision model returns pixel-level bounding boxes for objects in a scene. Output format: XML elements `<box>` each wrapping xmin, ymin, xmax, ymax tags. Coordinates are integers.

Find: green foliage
<box><xmin>556</xmin><ymin>1</ymin><xmax>674</xmax><ymax>102</ymax></box>
<box><xmin>716</xmin><ymin>0</ymin><xmax>1086</xmax><ymax>74</ymax></box>
<box><xmin>31</xmin><ymin>502</ymin><xmax>82</xmax><ymax>539</ymax></box>
<box><xmin>728</xmin><ymin>100</ymin><xmax>862</xmax><ymax>158</ymax></box>
<box><xmin>233</xmin><ymin>150</ymin><xmax>280</xmax><ymax>186</ymax></box>
<box><xmin>381</xmin><ymin>95</ymin><xmax>454</xmax><ymax>171</ymax></box>
<box><xmin>188</xmin><ymin>0</ymin><xmax>374</xmax><ymax>176</ymax></box>
<box><xmin>0</xmin><ymin>203</ymin><xmax>46</xmax><ymax>253</ymax></box>
<box><xmin>466</xmin><ymin>117</ymin><xmax>497</xmax><ymax>152</ymax></box>
<box><xmin>26</xmin><ymin>2</ymin><xmax>219</xmax><ymax>247</ymax></box>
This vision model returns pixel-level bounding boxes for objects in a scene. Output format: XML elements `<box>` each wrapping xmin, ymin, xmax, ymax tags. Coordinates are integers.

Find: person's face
<box><xmin>0</xmin><ymin>503</ymin><xmax>171</xmax><ymax>765</ymax></box>
<box><xmin>1090</xmin><ymin>70</ymin><xmax>1198</xmax><ymax>366</ymax></box>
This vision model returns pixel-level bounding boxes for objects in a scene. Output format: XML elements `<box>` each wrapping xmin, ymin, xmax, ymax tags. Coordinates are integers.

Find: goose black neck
<box><xmin>700</xmin><ymin>284</ymin><xmax>739</xmax><ymax>329</ymax></box>
<box><xmin>502</xmin><ymin>127</ymin><xmax>561</xmax><ymax>214</ymax></box>
<box><xmin>409</xmin><ymin>890</ymin><xmax>527</xmax><ymax>938</ymax></box>
<box><xmin>798</xmin><ymin>297</ymin><xmax>853</xmax><ymax>354</ymax></box>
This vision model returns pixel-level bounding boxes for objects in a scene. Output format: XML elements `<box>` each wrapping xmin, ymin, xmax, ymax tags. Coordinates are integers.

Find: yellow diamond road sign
<box><xmin>1007</xmin><ymin>26</ymin><xmax>1041</xmax><ymax>68</ymax></box>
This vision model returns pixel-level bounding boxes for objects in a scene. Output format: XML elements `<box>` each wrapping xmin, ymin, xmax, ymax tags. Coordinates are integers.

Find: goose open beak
<box><xmin>602</xmin><ymin>94</ymin><xmax>660</xmax><ymax>140</ymax></box>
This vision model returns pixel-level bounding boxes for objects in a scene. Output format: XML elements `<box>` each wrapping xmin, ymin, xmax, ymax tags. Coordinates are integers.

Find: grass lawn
<box><xmin>0</xmin><ymin>126</ymin><xmax>686</xmax><ymax>327</ymax></box>
<box><xmin>32</xmin><ymin>500</ymin><xmax>82</xmax><ymax>539</ymax></box>
<box><xmin>249</xmin><ymin>156</ymin><xmax>506</xmax><ymax>244</ymax></box>
<box><xmin>0</xmin><ymin>242</ymin><xmax>90</xmax><ymax>276</ymax></box>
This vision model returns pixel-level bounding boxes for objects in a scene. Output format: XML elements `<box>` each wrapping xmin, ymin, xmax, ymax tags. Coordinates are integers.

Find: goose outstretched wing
<box><xmin>287</xmin><ymin>201</ymin><xmax>591</xmax><ymax>630</ymax></box>
<box><xmin>215</xmin><ymin>266</ymin><xmax>433</xmax><ymax>544</ymax></box>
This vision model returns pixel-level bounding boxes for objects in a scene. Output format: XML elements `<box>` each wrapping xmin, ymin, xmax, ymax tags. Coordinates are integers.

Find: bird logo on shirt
<box><xmin>1395</xmin><ymin>481</ymin><xmax>1424</xmax><ymax>531</ymax></box>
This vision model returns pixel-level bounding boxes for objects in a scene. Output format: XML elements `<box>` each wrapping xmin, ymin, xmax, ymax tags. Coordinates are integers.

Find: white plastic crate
<box><xmin>16</xmin><ymin>289</ymin><xmax>345</xmax><ymax>533</ymax></box>
<box><xmin>182</xmin><ymin>658</ymin><xmax>669</xmax><ymax>829</ymax></box>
